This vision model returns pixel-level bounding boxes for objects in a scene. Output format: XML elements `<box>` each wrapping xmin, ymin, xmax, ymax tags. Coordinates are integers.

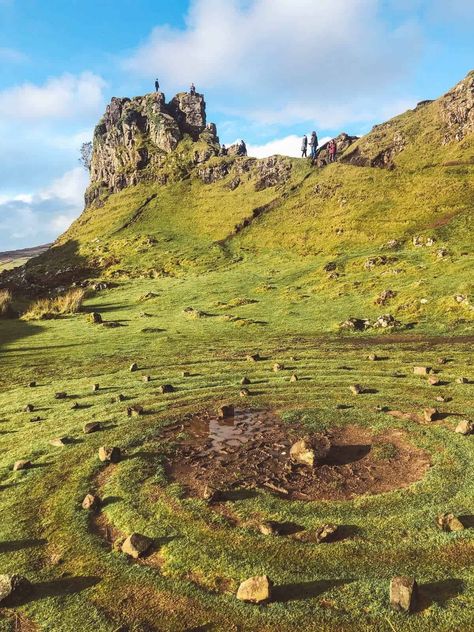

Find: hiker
<box><xmin>301</xmin><ymin>134</ymin><xmax>308</xmax><ymax>158</ymax></box>
<box><xmin>238</xmin><ymin>140</ymin><xmax>247</xmax><ymax>156</ymax></box>
<box><xmin>309</xmin><ymin>131</ymin><xmax>318</xmax><ymax>160</ymax></box>
<box><xmin>328</xmin><ymin>139</ymin><xmax>337</xmax><ymax>163</ymax></box>
<box><xmin>220</xmin><ymin>144</ymin><xmax>228</xmax><ymax>156</ymax></box>
<box><xmin>154</xmin><ymin>78</ymin><xmax>160</xmax><ymax>92</ymax></box>
<box><xmin>190</xmin><ymin>83</ymin><xmax>196</xmax><ymax>95</ymax></box>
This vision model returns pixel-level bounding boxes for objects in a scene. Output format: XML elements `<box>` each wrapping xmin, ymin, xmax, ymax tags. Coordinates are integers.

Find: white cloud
<box><xmin>39</xmin><ymin>167</ymin><xmax>88</xmax><ymax>206</ymax></box>
<box><xmin>0</xmin><ymin>72</ymin><xmax>106</xmax><ymax>120</ymax></box>
<box><xmin>245</xmin><ymin>134</ymin><xmax>331</xmax><ymax>158</ymax></box>
<box><xmin>124</xmin><ymin>0</ymin><xmax>422</xmax><ymax>129</ymax></box>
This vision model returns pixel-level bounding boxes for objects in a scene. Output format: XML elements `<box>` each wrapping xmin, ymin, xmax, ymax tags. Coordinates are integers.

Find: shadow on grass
<box><xmin>0</xmin><ymin>538</ymin><xmax>47</xmax><ymax>554</ymax></box>
<box><xmin>459</xmin><ymin>515</ymin><xmax>474</xmax><ymax>528</ymax></box>
<box><xmin>101</xmin><ymin>495</ymin><xmax>123</xmax><ymax>507</ymax></box>
<box><xmin>220</xmin><ymin>489</ymin><xmax>258</xmax><ymax>501</ymax></box>
<box><xmin>7</xmin><ymin>575</ymin><xmax>101</xmax><ymax>606</ymax></box>
<box><xmin>272</xmin><ymin>578</ymin><xmax>351</xmax><ymax>602</ymax></box>
<box><xmin>325</xmin><ymin>444</ymin><xmax>371</xmax><ymax>466</ymax></box>
<box><xmin>416</xmin><ymin>578</ymin><xmax>465</xmax><ymax>612</ymax></box>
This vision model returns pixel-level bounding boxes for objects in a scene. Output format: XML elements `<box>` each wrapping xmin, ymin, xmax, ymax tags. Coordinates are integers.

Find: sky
<box><xmin>0</xmin><ymin>0</ymin><xmax>473</xmax><ymax>250</ymax></box>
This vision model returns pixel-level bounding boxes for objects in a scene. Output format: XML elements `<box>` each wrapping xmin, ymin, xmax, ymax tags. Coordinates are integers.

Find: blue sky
<box><xmin>0</xmin><ymin>0</ymin><xmax>473</xmax><ymax>250</ymax></box>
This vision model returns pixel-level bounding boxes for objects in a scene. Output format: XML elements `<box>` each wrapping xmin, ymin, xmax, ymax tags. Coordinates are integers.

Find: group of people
<box><xmin>301</xmin><ymin>132</ymin><xmax>337</xmax><ymax>164</ymax></box>
<box><xmin>154</xmin><ymin>78</ymin><xmax>197</xmax><ymax>96</ymax></box>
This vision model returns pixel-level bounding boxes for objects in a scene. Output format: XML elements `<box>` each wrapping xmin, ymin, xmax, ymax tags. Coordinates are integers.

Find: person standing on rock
<box><xmin>190</xmin><ymin>83</ymin><xmax>196</xmax><ymax>95</ymax></box>
<box><xmin>309</xmin><ymin>131</ymin><xmax>318</xmax><ymax>160</ymax></box>
<box><xmin>239</xmin><ymin>140</ymin><xmax>247</xmax><ymax>156</ymax></box>
<box><xmin>301</xmin><ymin>134</ymin><xmax>308</xmax><ymax>157</ymax></box>
<box><xmin>154</xmin><ymin>78</ymin><xmax>160</xmax><ymax>92</ymax></box>
<box><xmin>328</xmin><ymin>139</ymin><xmax>337</xmax><ymax>163</ymax></box>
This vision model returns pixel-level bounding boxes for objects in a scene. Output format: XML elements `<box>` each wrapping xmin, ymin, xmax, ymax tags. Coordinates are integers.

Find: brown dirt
<box><xmin>163</xmin><ymin>409</ymin><xmax>431</xmax><ymax>501</ymax></box>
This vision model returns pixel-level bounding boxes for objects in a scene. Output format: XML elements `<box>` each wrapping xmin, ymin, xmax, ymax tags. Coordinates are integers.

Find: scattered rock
<box><xmin>82</xmin><ymin>493</ymin><xmax>101</xmax><ymax>511</ymax></box>
<box><xmin>259</xmin><ymin>521</ymin><xmax>281</xmax><ymax>536</ymax></box>
<box><xmin>13</xmin><ymin>460</ymin><xmax>31</xmax><ymax>471</ymax></box>
<box><xmin>71</xmin><ymin>402</ymin><xmax>80</xmax><ymax>410</ymax></box>
<box><xmin>323</xmin><ymin>261</ymin><xmax>337</xmax><ymax>272</ymax></box>
<box><xmin>437</xmin><ymin>247</ymin><xmax>448</xmax><ymax>258</ymax></box>
<box><xmin>23</xmin><ymin>403</ymin><xmax>34</xmax><ymax>412</ymax></box>
<box><xmin>240</xmin><ymin>377</ymin><xmax>251</xmax><ymax>385</ymax></box>
<box><xmin>350</xmin><ymin>384</ymin><xmax>363</xmax><ymax>395</ymax></box>
<box><xmin>436</xmin><ymin>513</ymin><xmax>464</xmax><ymax>532</ymax></box>
<box><xmin>456</xmin><ymin>377</ymin><xmax>468</xmax><ymax>384</ymax></box>
<box><xmin>83</xmin><ymin>421</ymin><xmax>102</xmax><ymax>434</ymax></box>
<box><xmin>49</xmin><ymin>437</ymin><xmax>69</xmax><ymax>447</ymax></box>
<box><xmin>373</xmin><ymin>314</ymin><xmax>400</xmax><ymax>329</ymax></box>
<box><xmin>87</xmin><ymin>312</ymin><xmax>103</xmax><ymax>324</ymax></box>
<box><xmin>368</xmin><ymin>353</ymin><xmax>378</xmax><ymax>361</ymax></box>
<box><xmin>427</xmin><ymin>376</ymin><xmax>441</xmax><ymax>386</ymax></box>
<box><xmin>246</xmin><ymin>353</ymin><xmax>261</xmax><ymax>362</ymax></box>
<box><xmin>92</xmin><ymin>384</ymin><xmax>100</xmax><ymax>392</ymax></box>
<box><xmin>181</xmin><ymin>371</ymin><xmax>190</xmax><ymax>377</ymax></box>
<box><xmin>121</xmin><ymin>533</ymin><xmax>153</xmax><ymax>559</ymax></box>
<box><xmin>202</xmin><ymin>485</ymin><xmax>222</xmax><ymax>502</ymax></box>
<box><xmin>28</xmin><ymin>381</ymin><xmax>37</xmax><ymax>388</ymax></box>
<box><xmin>159</xmin><ymin>384</ymin><xmax>174</xmax><ymax>394</ymax></box>
<box><xmin>54</xmin><ymin>392</ymin><xmax>67</xmax><ymax>400</ymax></box>
<box><xmin>455</xmin><ymin>294</ymin><xmax>466</xmax><ymax>303</ymax></box>
<box><xmin>290</xmin><ymin>435</ymin><xmax>331</xmax><ymax>467</ymax></box>
<box><xmin>218</xmin><ymin>404</ymin><xmax>234</xmax><ymax>419</ymax></box>
<box><xmin>98</xmin><ymin>446</ymin><xmax>121</xmax><ymax>463</ymax></box>
<box><xmin>240</xmin><ymin>388</ymin><xmax>250</xmax><ymax>398</ymax></box>
<box><xmin>183</xmin><ymin>306</ymin><xmax>206</xmax><ymax>319</ymax></box>
<box><xmin>236</xmin><ymin>575</ymin><xmax>272</xmax><ymax>604</ymax></box>
<box><xmin>113</xmin><ymin>393</ymin><xmax>126</xmax><ymax>403</ymax></box>
<box><xmin>455</xmin><ymin>419</ymin><xmax>474</xmax><ymax>435</ymax></box>
<box><xmin>437</xmin><ymin>357</ymin><xmax>448</xmax><ymax>365</ymax></box>
<box><xmin>273</xmin><ymin>363</ymin><xmax>284</xmax><ymax>372</ymax></box>
<box><xmin>127</xmin><ymin>404</ymin><xmax>144</xmax><ymax>417</ymax></box>
<box><xmin>290</xmin><ymin>374</ymin><xmax>298</xmax><ymax>382</ymax></box>
<box><xmin>29</xmin><ymin>416</ymin><xmax>41</xmax><ymax>423</ymax></box>
<box><xmin>142</xmin><ymin>375</ymin><xmax>151</xmax><ymax>382</ymax></box>
<box><xmin>375</xmin><ymin>289</ymin><xmax>396</xmax><ymax>306</ymax></box>
<box><xmin>129</xmin><ymin>362</ymin><xmax>138</xmax><ymax>372</ymax></box>
<box><xmin>390</xmin><ymin>576</ymin><xmax>417</xmax><ymax>613</ymax></box>
<box><xmin>0</xmin><ymin>574</ymin><xmax>31</xmax><ymax>605</ymax></box>
<box><xmin>314</xmin><ymin>524</ymin><xmax>338</xmax><ymax>543</ymax></box>
<box><xmin>423</xmin><ymin>407</ymin><xmax>439</xmax><ymax>422</ymax></box>
<box><xmin>413</xmin><ymin>366</ymin><xmax>431</xmax><ymax>375</ymax></box>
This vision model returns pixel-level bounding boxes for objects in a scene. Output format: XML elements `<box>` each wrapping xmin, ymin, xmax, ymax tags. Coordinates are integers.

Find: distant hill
<box><xmin>0</xmin><ymin>243</ymin><xmax>51</xmax><ymax>272</ymax></box>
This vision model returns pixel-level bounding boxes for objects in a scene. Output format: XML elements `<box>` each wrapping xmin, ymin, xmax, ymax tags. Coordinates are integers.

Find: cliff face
<box><xmin>86</xmin><ymin>91</ymin><xmax>220</xmax><ymax>206</ymax></box>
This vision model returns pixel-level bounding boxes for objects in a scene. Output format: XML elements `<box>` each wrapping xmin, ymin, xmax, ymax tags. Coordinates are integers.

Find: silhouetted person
<box><xmin>309</xmin><ymin>131</ymin><xmax>318</xmax><ymax>160</ymax></box>
<box><xmin>301</xmin><ymin>134</ymin><xmax>308</xmax><ymax>158</ymax></box>
<box><xmin>190</xmin><ymin>83</ymin><xmax>196</xmax><ymax>95</ymax></box>
<box><xmin>155</xmin><ymin>78</ymin><xmax>160</xmax><ymax>92</ymax></box>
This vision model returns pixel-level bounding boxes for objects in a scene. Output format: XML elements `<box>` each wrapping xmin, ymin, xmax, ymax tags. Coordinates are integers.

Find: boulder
<box><xmin>368</xmin><ymin>353</ymin><xmax>378</xmax><ymax>361</ymax></box>
<box><xmin>83</xmin><ymin>421</ymin><xmax>102</xmax><ymax>434</ymax></box>
<box><xmin>159</xmin><ymin>384</ymin><xmax>174</xmax><ymax>394</ymax></box>
<box><xmin>436</xmin><ymin>513</ymin><xmax>464</xmax><ymax>532</ymax></box>
<box><xmin>49</xmin><ymin>437</ymin><xmax>69</xmax><ymax>447</ymax></box>
<box><xmin>218</xmin><ymin>404</ymin><xmax>234</xmax><ymax>419</ymax></box>
<box><xmin>202</xmin><ymin>485</ymin><xmax>222</xmax><ymax>502</ymax></box>
<box><xmin>273</xmin><ymin>363</ymin><xmax>284</xmax><ymax>372</ymax></box>
<box><xmin>13</xmin><ymin>459</ymin><xmax>31</xmax><ymax>471</ymax></box>
<box><xmin>437</xmin><ymin>357</ymin><xmax>448</xmax><ymax>365</ymax></box>
<box><xmin>240</xmin><ymin>377</ymin><xmax>251</xmax><ymax>385</ymax></box>
<box><xmin>142</xmin><ymin>375</ymin><xmax>151</xmax><ymax>382</ymax></box>
<box><xmin>427</xmin><ymin>376</ymin><xmax>441</xmax><ymax>386</ymax></box>
<box><xmin>121</xmin><ymin>533</ymin><xmax>153</xmax><ymax>559</ymax></box>
<box><xmin>239</xmin><ymin>388</ymin><xmax>250</xmax><ymax>398</ymax></box>
<box><xmin>0</xmin><ymin>574</ymin><xmax>31</xmax><ymax>605</ymax></box>
<box><xmin>129</xmin><ymin>362</ymin><xmax>138</xmax><ymax>372</ymax></box>
<box><xmin>390</xmin><ymin>576</ymin><xmax>417</xmax><ymax>613</ymax></box>
<box><xmin>23</xmin><ymin>403</ymin><xmax>34</xmax><ymax>413</ymax></box>
<box><xmin>456</xmin><ymin>377</ymin><xmax>468</xmax><ymax>384</ymax></box>
<box><xmin>98</xmin><ymin>446</ymin><xmax>121</xmax><ymax>463</ymax></box>
<box><xmin>290</xmin><ymin>374</ymin><xmax>298</xmax><ymax>382</ymax></box>
<box><xmin>423</xmin><ymin>408</ymin><xmax>439</xmax><ymax>422</ymax></box>
<box><xmin>28</xmin><ymin>381</ymin><xmax>37</xmax><ymax>388</ymax></box>
<box><xmin>181</xmin><ymin>371</ymin><xmax>190</xmax><ymax>377</ymax></box>
<box><xmin>92</xmin><ymin>384</ymin><xmax>100</xmax><ymax>392</ymax></box>
<box><xmin>290</xmin><ymin>435</ymin><xmax>331</xmax><ymax>467</ymax></box>
<box><xmin>236</xmin><ymin>575</ymin><xmax>272</xmax><ymax>604</ymax></box>
<box><xmin>455</xmin><ymin>419</ymin><xmax>474</xmax><ymax>435</ymax></box>
<box><xmin>246</xmin><ymin>353</ymin><xmax>261</xmax><ymax>362</ymax></box>
<box><xmin>82</xmin><ymin>493</ymin><xmax>101</xmax><ymax>511</ymax></box>
<box><xmin>414</xmin><ymin>366</ymin><xmax>431</xmax><ymax>375</ymax></box>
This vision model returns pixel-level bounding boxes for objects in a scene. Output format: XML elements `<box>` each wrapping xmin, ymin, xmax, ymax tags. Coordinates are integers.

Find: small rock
<box><xmin>82</xmin><ymin>493</ymin><xmax>101</xmax><ymax>511</ymax></box>
<box><xmin>54</xmin><ymin>392</ymin><xmax>67</xmax><ymax>400</ymax></box>
<box><xmin>455</xmin><ymin>294</ymin><xmax>466</xmax><ymax>303</ymax></box>
<box><xmin>437</xmin><ymin>357</ymin><xmax>447</xmax><ymax>365</ymax></box>
<box><xmin>350</xmin><ymin>384</ymin><xmax>363</xmax><ymax>395</ymax></box>
<box><xmin>121</xmin><ymin>533</ymin><xmax>153</xmax><ymax>559</ymax></box>
<box><xmin>181</xmin><ymin>371</ymin><xmax>190</xmax><ymax>377</ymax></box>
<box><xmin>29</xmin><ymin>416</ymin><xmax>41</xmax><ymax>423</ymax></box>
<box><xmin>314</xmin><ymin>524</ymin><xmax>338</xmax><ymax>543</ymax></box>
<box><xmin>98</xmin><ymin>446</ymin><xmax>121</xmax><ymax>463</ymax></box>
<box><xmin>83</xmin><ymin>421</ymin><xmax>102</xmax><ymax>434</ymax></box>
<box><xmin>414</xmin><ymin>366</ymin><xmax>431</xmax><ymax>375</ymax></box>
<box><xmin>88</xmin><ymin>312</ymin><xmax>102</xmax><ymax>324</ymax></box>
<box><xmin>240</xmin><ymin>388</ymin><xmax>250</xmax><ymax>397</ymax></box>
<box><xmin>13</xmin><ymin>460</ymin><xmax>31</xmax><ymax>471</ymax></box>
<box><xmin>240</xmin><ymin>377</ymin><xmax>251</xmax><ymax>385</ymax></box>
<box><xmin>436</xmin><ymin>513</ymin><xmax>464</xmax><ymax>532</ymax></box>
<box><xmin>113</xmin><ymin>393</ymin><xmax>126</xmax><ymax>402</ymax></box>
<box><xmin>246</xmin><ymin>353</ymin><xmax>261</xmax><ymax>362</ymax></box>
<box><xmin>92</xmin><ymin>384</ymin><xmax>100</xmax><ymax>392</ymax></box>
<box><xmin>159</xmin><ymin>384</ymin><xmax>174</xmax><ymax>394</ymax></box>
<box><xmin>290</xmin><ymin>435</ymin><xmax>331</xmax><ymax>467</ymax></box>
<box><xmin>236</xmin><ymin>575</ymin><xmax>272</xmax><ymax>604</ymax></box>
<box><xmin>202</xmin><ymin>485</ymin><xmax>222</xmax><ymax>502</ymax></box>
<box><xmin>218</xmin><ymin>404</ymin><xmax>234</xmax><ymax>419</ymax></box>
<box><xmin>455</xmin><ymin>419</ymin><xmax>474</xmax><ymax>435</ymax></box>
<box><xmin>368</xmin><ymin>353</ymin><xmax>378</xmax><ymax>361</ymax></box>
<box><xmin>0</xmin><ymin>574</ymin><xmax>31</xmax><ymax>605</ymax></box>
<box><xmin>273</xmin><ymin>363</ymin><xmax>284</xmax><ymax>372</ymax></box>
<box><xmin>390</xmin><ymin>576</ymin><xmax>417</xmax><ymax>613</ymax></box>
<box><xmin>28</xmin><ymin>381</ymin><xmax>36</xmax><ymax>388</ymax></box>
<box><xmin>427</xmin><ymin>376</ymin><xmax>441</xmax><ymax>386</ymax></box>
<box><xmin>142</xmin><ymin>375</ymin><xmax>151</xmax><ymax>382</ymax></box>
<box><xmin>259</xmin><ymin>521</ymin><xmax>281</xmax><ymax>536</ymax></box>
<box><xmin>49</xmin><ymin>437</ymin><xmax>69</xmax><ymax>447</ymax></box>
<box><xmin>435</xmin><ymin>395</ymin><xmax>450</xmax><ymax>403</ymax></box>
<box><xmin>423</xmin><ymin>407</ymin><xmax>439</xmax><ymax>422</ymax></box>
<box><xmin>71</xmin><ymin>402</ymin><xmax>80</xmax><ymax>410</ymax></box>
<box><xmin>456</xmin><ymin>377</ymin><xmax>468</xmax><ymax>384</ymax></box>
<box><xmin>129</xmin><ymin>362</ymin><xmax>138</xmax><ymax>372</ymax></box>
<box><xmin>127</xmin><ymin>404</ymin><xmax>144</xmax><ymax>417</ymax></box>
<box><xmin>290</xmin><ymin>374</ymin><xmax>298</xmax><ymax>382</ymax></box>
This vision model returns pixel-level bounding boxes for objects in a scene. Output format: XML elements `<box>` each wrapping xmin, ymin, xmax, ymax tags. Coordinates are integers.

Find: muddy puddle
<box><xmin>163</xmin><ymin>409</ymin><xmax>431</xmax><ymax>501</ymax></box>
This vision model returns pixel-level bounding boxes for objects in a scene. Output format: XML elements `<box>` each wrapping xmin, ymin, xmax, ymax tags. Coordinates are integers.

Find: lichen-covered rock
<box><xmin>121</xmin><ymin>533</ymin><xmax>153</xmax><ymax>559</ymax></box>
<box><xmin>290</xmin><ymin>435</ymin><xmax>331</xmax><ymax>467</ymax></box>
<box><xmin>390</xmin><ymin>576</ymin><xmax>417</xmax><ymax>613</ymax></box>
<box><xmin>236</xmin><ymin>575</ymin><xmax>272</xmax><ymax>604</ymax></box>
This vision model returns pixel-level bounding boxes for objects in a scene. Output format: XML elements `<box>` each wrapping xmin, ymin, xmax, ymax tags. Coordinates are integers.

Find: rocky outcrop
<box><xmin>439</xmin><ymin>70</ymin><xmax>474</xmax><ymax>143</ymax></box>
<box><xmin>315</xmin><ymin>132</ymin><xmax>358</xmax><ymax>166</ymax></box>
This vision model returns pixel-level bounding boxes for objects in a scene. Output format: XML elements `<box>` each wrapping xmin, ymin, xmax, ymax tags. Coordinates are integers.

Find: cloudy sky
<box><xmin>0</xmin><ymin>0</ymin><xmax>473</xmax><ymax>250</ymax></box>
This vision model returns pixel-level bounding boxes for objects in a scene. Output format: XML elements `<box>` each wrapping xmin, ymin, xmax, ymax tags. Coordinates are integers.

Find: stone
<box><xmin>29</xmin><ymin>416</ymin><xmax>41</xmax><ymax>423</ymax></box>
<box><xmin>290</xmin><ymin>374</ymin><xmax>298</xmax><ymax>382</ymax></box>
<box><xmin>127</xmin><ymin>405</ymin><xmax>144</xmax><ymax>417</ymax></box>
<box><xmin>88</xmin><ymin>312</ymin><xmax>103</xmax><ymax>324</ymax></box>
<box><xmin>390</xmin><ymin>576</ymin><xmax>417</xmax><ymax>613</ymax></box>
<box><xmin>218</xmin><ymin>404</ymin><xmax>234</xmax><ymax>419</ymax></box>
<box><xmin>202</xmin><ymin>485</ymin><xmax>222</xmax><ymax>502</ymax></box>
<box><xmin>259</xmin><ymin>521</ymin><xmax>281</xmax><ymax>536</ymax></box>
<box><xmin>290</xmin><ymin>435</ymin><xmax>331</xmax><ymax>467</ymax></box>
<box><xmin>82</xmin><ymin>493</ymin><xmax>101</xmax><ymax>511</ymax></box>
<box><xmin>236</xmin><ymin>575</ymin><xmax>272</xmax><ymax>604</ymax></box>
<box><xmin>438</xmin><ymin>357</ymin><xmax>448</xmax><ymax>365</ymax></box>
<box><xmin>423</xmin><ymin>408</ymin><xmax>438</xmax><ymax>422</ymax></box>
<box><xmin>239</xmin><ymin>388</ymin><xmax>250</xmax><ymax>398</ymax></box>
<box><xmin>0</xmin><ymin>574</ymin><xmax>31</xmax><ymax>605</ymax></box>
<box><xmin>54</xmin><ymin>392</ymin><xmax>67</xmax><ymax>400</ymax></box>
<box><xmin>350</xmin><ymin>384</ymin><xmax>363</xmax><ymax>395</ymax></box>
<box><xmin>373</xmin><ymin>314</ymin><xmax>400</xmax><ymax>329</ymax></box>
<box><xmin>159</xmin><ymin>384</ymin><xmax>174</xmax><ymax>394</ymax></box>
<box><xmin>455</xmin><ymin>419</ymin><xmax>474</xmax><ymax>435</ymax></box>
<box><xmin>414</xmin><ymin>366</ymin><xmax>431</xmax><ymax>375</ymax></box>
<box><xmin>246</xmin><ymin>353</ymin><xmax>261</xmax><ymax>362</ymax></box>
<box><xmin>142</xmin><ymin>375</ymin><xmax>151</xmax><ymax>382</ymax></box>
<box><xmin>71</xmin><ymin>402</ymin><xmax>80</xmax><ymax>410</ymax></box>
<box><xmin>436</xmin><ymin>513</ymin><xmax>464</xmax><ymax>532</ymax></box>
<box><xmin>428</xmin><ymin>376</ymin><xmax>441</xmax><ymax>386</ymax></box>
<box><xmin>23</xmin><ymin>403</ymin><xmax>34</xmax><ymax>412</ymax></box>
<box><xmin>49</xmin><ymin>437</ymin><xmax>69</xmax><ymax>447</ymax></box>
<box><xmin>240</xmin><ymin>377</ymin><xmax>251</xmax><ymax>385</ymax></box>
<box><xmin>28</xmin><ymin>381</ymin><xmax>36</xmax><ymax>388</ymax></box>
<box><xmin>83</xmin><ymin>421</ymin><xmax>102</xmax><ymax>434</ymax></box>
<box><xmin>273</xmin><ymin>363</ymin><xmax>284</xmax><ymax>372</ymax></box>
<box><xmin>456</xmin><ymin>377</ymin><xmax>468</xmax><ymax>384</ymax></box>
<box><xmin>121</xmin><ymin>533</ymin><xmax>153</xmax><ymax>559</ymax></box>
<box><xmin>130</xmin><ymin>362</ymin><xmax>138</xmax><ymax>372</ymax></box>
<box><xmin>113</xmin><ymin>393</ymin><xmax>126</xmax><ymax>403</ymax></box>
<box><xmin>435</xmin><ymin>395</ymin><xmax>450</xmax><ymax>403</ymax></box>
<box><xmin>92</xmin><ymin>384</ymin><xmax>100</xmax><ymax>392</ymax></box>
<box><xmin>314</xmin><ymin>524</ymin><xmax>338</xmax><ymax>543</ymax></box>
<box><xmin>181</xmin><ymin>371</ymin><xmax>190</xmax><ymax>377</ymax></box>
<box><xmin>13</xmin><ymin>460</ymin><xmax>31</xmax><ymax>471</ymax></box>
<box><xmin>98</xmin><ymin>446</ymin><xmax>121</xmax><ymax>463</ymax></box>
<box><xmin>368</xmin><ymin>353</ymin><xmax>378</xmax><ymax>361</ymax></box>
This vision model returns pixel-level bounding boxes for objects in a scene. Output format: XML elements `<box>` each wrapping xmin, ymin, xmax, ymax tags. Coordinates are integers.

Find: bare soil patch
<box><xmin>164</xmin><ymin>409</ymin><xmax>430</xmax><ymax>501</ymax></box>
